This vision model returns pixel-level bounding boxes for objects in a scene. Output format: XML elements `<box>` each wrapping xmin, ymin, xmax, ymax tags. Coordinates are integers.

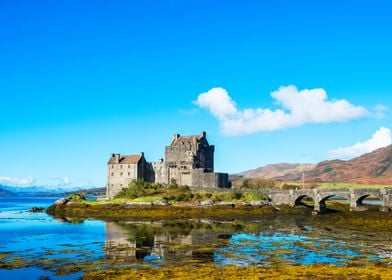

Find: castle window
<box><xmin>120</xmin><ymin>172</ymin><xmax>123</xmax><ymax>176</ymax></box>
<box><xmin>128</xmin><ymin>165</ymin><xmax>130</xmax><ymax>168</ymax></box>
<box><xmin>121</xmin><ymin>165</ymin><xmax>123</xmax><ymax>168</ymax></box>
<box><xmin>111</xmin><ymin>173</ymin><xmax>114</xmax><ymax>176</ymax></box>
<box><xmin>128</xmin><ymin>172</ymin><xmax>130</xmax><ymax>176</ymax></box>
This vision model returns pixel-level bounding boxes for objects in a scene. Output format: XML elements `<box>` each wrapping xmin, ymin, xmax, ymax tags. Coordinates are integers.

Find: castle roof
<box><xmin>108</xmin><ymin>154</ymin><xmax>142</xmax><ymax>164</ymax></box>
<box><xmin>171</xmin><ymin>132</ymin><xmax>206</xmax><ymax>147</ymax></box>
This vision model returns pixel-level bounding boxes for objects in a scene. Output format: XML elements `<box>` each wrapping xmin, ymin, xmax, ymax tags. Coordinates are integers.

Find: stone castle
<box><xmin>106</xmin><ymin>132</ymin><xmax>229</xmax><ymax>198</ymax></box>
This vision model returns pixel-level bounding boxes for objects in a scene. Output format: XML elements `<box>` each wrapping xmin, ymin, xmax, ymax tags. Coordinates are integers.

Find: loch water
<box><xmin>0</xmin><ymin>197</ymin><xmax>391</xmax><ymax>279</ymax></box>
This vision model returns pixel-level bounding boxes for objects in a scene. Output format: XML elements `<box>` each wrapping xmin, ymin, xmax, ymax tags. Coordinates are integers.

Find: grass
<box><xmin>318</xmin><ymin>182</ymin><xmax>390</xmax><ymax>189</ymax></box>
<box><xmin>82</xmin><ymin>264</ymin><xmax>392</xmax><ymax>279</ymax></box>
<box><xmin>274</xmin><ymin>181</ymin><xmax>390</xmax><ymax>190</ymax></box>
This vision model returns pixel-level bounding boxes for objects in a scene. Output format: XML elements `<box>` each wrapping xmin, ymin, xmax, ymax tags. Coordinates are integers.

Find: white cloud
<box><xmin>194</xmin><ymin>85</ymin><xmax>369</xmax><ymax>136</ymax></box>
<box><xmin>328</xmin><ymin>127</ymin><xmax>392</xmax><ymax>159</ymax></box>
<box><xmin>178</xmin><ymin>108</ymin><xmax>199</xmax><ymax>115</ymax></box>
<box><xmin>0</xmin><ymin>176</ymin><xmax>36</xmax><ymax>186</ymax></box>
<box><xmin>48</xmin><ymin>177</ymin><xmax>72</xmax><ymax>187</ymax></box>
<box><xmin>373</xmin><ymin>104</ymin><xmax>389</xmax><ymax>119</ymax></box>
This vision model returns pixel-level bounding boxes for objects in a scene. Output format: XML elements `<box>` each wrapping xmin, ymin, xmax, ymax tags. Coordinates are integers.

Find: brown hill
<box><xmin>238</xmin><ymin>163</ymin><xmax>316</xmax><ymax>179</ymax></box>
<box><xmin>279</xmin><ymin>145</ymin><xmax>392</xmax><ymax>184</ymax></box>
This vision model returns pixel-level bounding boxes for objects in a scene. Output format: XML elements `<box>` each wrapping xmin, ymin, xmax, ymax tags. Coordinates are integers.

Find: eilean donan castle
<box><xmin>106</xmin><ymin>132</ymin><xmax>229</xmax><ymax>198</ymax></box>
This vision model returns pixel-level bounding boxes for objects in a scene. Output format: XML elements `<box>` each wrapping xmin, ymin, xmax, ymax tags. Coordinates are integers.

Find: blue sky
<box><xmin>0</xmin><ymin>0</ymin><xmax>391</xmax><ymax>188</ymax></box>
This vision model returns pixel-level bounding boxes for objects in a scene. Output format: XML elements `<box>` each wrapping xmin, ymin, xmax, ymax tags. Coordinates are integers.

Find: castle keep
<box><xmin>107</xmin><ymin>132</ymin><xmax>229</xmax><ymax>198</ymax></box>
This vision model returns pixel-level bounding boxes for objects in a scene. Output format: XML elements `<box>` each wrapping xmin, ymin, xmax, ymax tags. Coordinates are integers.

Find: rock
<box><xmin>152</xmin><ymin>200</ymin><xmax>170</xmax><ymax>206</ymax></box>
<box><xmin>124</xmin><ymin>202</ymin><xmax>152</xmax><ymax>206</ymax></box>
<box><xmin>29</xmin><ymin>207</ymin><xmax>46</xmax><ymax>213</ymax></box>
<box><xmin>54</xmin><ymin>198</ymin><xmax>68</xmax><ymax>205</ymax></box>
<box><xmin>249</xmin><ymin>200</ymin><xmax>268</xmax><ymax>207</ymax></box>
<box><xmin>66</xmin><ymin>201</ymin><xmax>78</xmax><ymax>205</ymax></box>
<box><xmin>103</xmin><ymin>202</ymin><xmax>116</xmax><ymax>205</ymax></box>
<box><xmin>215</xmin><ymin>202</ymin><xmax>235</xmax><ymax>207</ymax></box>
<box><xmin>200</xmin><ymin>200</ymin><xmax>214</xmax><ymax>206</ymax></box>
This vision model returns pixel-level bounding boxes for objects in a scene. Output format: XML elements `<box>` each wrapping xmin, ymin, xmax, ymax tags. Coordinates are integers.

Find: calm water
<box><xmin>0</xmin><ymin>197</ymin><xmax>391</xmax><ymax>279</ymax></box>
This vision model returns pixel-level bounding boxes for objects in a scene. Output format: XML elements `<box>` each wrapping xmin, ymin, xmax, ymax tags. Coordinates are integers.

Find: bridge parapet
<box><xmin>266</xmin><ymin>187</ymin><xmax>391</xmax><ymax>212</ymax></box>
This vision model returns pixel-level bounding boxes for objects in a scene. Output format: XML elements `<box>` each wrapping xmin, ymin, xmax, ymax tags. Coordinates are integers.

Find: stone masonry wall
<box><xmin>107</xmin><ymin>163</ymin><xmax>139</xmax><ymax>198</ymax></box>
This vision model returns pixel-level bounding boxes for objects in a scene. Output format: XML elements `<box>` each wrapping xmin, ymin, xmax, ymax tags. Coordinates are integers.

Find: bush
<box><xmin>280</xmin><ymin>183</ymin><xmax>299</xmax><ymax>190</ymax></box>
<box><xmin>231</xmin><ymin>192</ymin><xmax>243</xmax><ymax>200</ymax></box>
<box><xmin>68</xmin><ymin>193</ymin><xmax>86</xmax><ymax>201</ymax></box>
<box><xmin>115</xmin><ymin>179</ymin><xmax>162</xmax><ymax>199</ymax></box>
<box><xmin>241</xmin><ymin>178</ymin><xmax>276</xmax><ymax>189</ymax></box>
<box><xmin>204</xmin><ymin>193</ymin><xmax>213</xmax><ymax>199</ymax></box>
<box><xmin>175</xmin><ymin>192</ymin><xmax>194</xmax><ymax>201</ymax></box>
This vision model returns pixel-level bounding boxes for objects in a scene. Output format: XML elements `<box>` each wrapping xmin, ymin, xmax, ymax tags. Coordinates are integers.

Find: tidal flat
<box><xmin>1</xmin><ymin>197</ymin><xmax>392</xmax><ymax>279</ymax></box>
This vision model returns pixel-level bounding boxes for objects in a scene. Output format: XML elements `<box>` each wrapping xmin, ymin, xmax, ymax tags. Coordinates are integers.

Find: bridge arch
<box><xmin>356</xmin><ymin>193</ymin><xmax>383</xmax><ymax>208</ymax></box>
<box><xmin>318</xmin><ymin>194</ymin><xmax>351</xmax><ymax>211</ymax></box>
<box><xmin>294</xmin><ymin>195</ymin><xmax>315</xmax><ymax>208</ymax></box>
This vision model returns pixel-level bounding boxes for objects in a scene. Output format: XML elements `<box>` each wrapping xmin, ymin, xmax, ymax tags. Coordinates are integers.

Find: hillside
<box><xmin>237</xmin><ymin>145</ymin><xmax>392</xmax><ymax>185</ymax></box>
<box><xmin>238</xmin><ymin>163</ymin><xmax>316</xmax><ymax>179</ymax></box>
<box><xmin>278</xmin><ymin>145</ymin><xmax>392</xmax><ymax>184</ymax></box>
<box><xmin>0</xmin><ymin>184</ymin><xmax>105</xmax><ymax>197</ymax></box>
<box><xmin>0</xmin><ymin>187</ymin><xmax>16</xmax><ymax>196</ymax></box>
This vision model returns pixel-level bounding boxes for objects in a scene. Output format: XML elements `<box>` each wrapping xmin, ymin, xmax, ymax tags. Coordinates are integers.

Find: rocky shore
<box><xmin>46</xmin><ymin>197</ymin><xmax>307</xmax><ymax>221</ymax></box>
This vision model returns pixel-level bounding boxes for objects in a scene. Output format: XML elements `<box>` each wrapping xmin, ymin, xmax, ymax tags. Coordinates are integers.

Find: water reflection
<box><xmin>105</xmin><ymin>221</ymin><xmax>231</xmax><ymax>265</ymax></box>
<box><xmin>103</xmin><ymin>218</ymin><xmax>389</xmax><ymax>267</ymax></box>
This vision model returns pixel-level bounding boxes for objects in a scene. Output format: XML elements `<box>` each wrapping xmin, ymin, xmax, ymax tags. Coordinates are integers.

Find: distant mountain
<box><xmin>0</xmin><ymin>184</ymin><xmax>103</xmax><ymax>197</ymax></box>
<box><xmin>281</xmin><ymin>144</ymin><xmax>392</xmax><ymax>184</ymax></box>
<box><xmin>0</xmin><ymin>187</ymin><xmax>16</xmax><ymax>196</ymax></box>
<box><xmin>237</xmin><ymin>163</ymin><xmax>316</xmax><ymax>179</ymax></box>
<box><xmin>66</xmin><ymin>187</ymin><xmax>106</xmax><ymax>196</ymax></box>
<box><xmin>237</xmin><ymin>145</ymin><xmax>392</xmax><ymax>185</ymax></box>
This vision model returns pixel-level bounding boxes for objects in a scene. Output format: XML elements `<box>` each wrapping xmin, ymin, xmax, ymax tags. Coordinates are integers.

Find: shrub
<box><xmin>280</xmin><ymin>183</ymin><xmax>299</xmax><ymax>190</ymax></box>
<box><xmin>204</xmin><ymin>193</ymin><xmax>213</xmax><ymax>199</ymax></box>
<box><xmin>241</xmin><ymin>178</ymin><xmax>276</xmax><ymax>189</ymax></box>
<box><xmin>68</xmin><ymin>193</ymin><xmax>86</xmax><ymax>201</ymax></box>
<box><xmin>231</xmin><ymin>192</ymin><xmax>243</xmax><ymax>200</ymax></box>
<box><xmin>115</xmin><ymin>179</ymin><xmax>160</xmax><ymax>199</ymax></box>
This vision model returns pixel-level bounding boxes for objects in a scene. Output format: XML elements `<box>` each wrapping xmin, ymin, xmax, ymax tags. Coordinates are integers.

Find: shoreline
<box><xmin>82</xmin><ymin>264</ymin><xmax>392</xmax><ymax>280</ymax></box>
<box><xmin>46</xmin><ymin>199</ymin><xmax>391</xmax><ymax>222</ymax></box>
<box><xmin>47</xmin><ymin>202</ymin><xmax>309</xmax><ymax>221</ymax></box>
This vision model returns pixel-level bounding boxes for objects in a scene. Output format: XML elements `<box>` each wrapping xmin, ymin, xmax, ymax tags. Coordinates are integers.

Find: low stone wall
<box><xmin>191</xmin><ymin>170</ymin><xmax>229</xmax><ymax>188</ymax></box>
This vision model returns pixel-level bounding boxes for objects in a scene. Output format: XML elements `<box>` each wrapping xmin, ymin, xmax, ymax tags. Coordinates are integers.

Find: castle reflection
<box><xmin>104</xmin><ymin>221</ymin><xmax>232</xmax><ymax>264</ymax></box>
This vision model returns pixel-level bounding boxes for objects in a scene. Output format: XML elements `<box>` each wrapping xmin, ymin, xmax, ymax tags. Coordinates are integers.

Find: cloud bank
<box><xmin>0</xmin><ymin>176</ymin><xmax>36</xmax><ymax>186</ymax></box>
<box><xmin>195</xmin><ymin>85</ymin><xmax>369</xmax><ymax>136</ymax></box>
<box><xmin>47</xmin><ymin>177</ymin><xmax>72</xmax><ymax>188</ymax></box>
<box><xmin>0</xmin><ymin>176</ymin><xmax>74</xmax><ymax>189</ymax></box>
<box><xmin>328</xmin><ymin>127</ymin><xmax>392</xmax><ymax>159</ymax></box>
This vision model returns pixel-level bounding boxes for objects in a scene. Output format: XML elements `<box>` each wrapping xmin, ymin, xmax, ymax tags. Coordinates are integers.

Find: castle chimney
<box><xmin>201</xmin><ymin>131</ymin><xmax>206</xmax><ymax>138</ymax></box>
<box><xmin>140</xmin><ymin>152</ymin><xmax>144</xmax><ymax>158</ymax></box>
<box><xmin>173</xmin><ymin>133</ymin><xmax>180</xmax><ymax>141</ymax></box>
<box><xmin>115</xmin><ymin>153</ymin><xmax>120</xmax><ymax>163</ymax></box>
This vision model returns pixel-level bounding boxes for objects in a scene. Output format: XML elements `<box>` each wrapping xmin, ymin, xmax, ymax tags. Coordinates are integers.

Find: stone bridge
<box><xmin>266</xmin><ymin>188</ymin><xmax>392</xmax><ymax>212</ymax></box>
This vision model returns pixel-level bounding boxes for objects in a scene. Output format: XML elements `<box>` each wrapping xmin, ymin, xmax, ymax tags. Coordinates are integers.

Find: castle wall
<box><xmin>107</xmin><ymin>163</ymin><xmax>140</xmax><ymax>198</ymax></box>
<box><xmin>195</xmin><ymin>145</ymin><xmax>214</xmax><ymax>172</ymax></box>
<box><xmin>191</xmin><ymin>170</ymin><xmax>230</xmax><ymax>189</ymax></box>
<box><xmin>107</xmin><ymin>156</ymin><xmax>152</xmax><ymax>198</ymax></box>
<box><xmin>165</xmin><ymin>146</ymin><xmax>194</xmax><ymax>167</ymax></box>
<box><xmin>152</xmin><ymin>161</ymin><xmax>167</xmax><ymax>184</ymax></box>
